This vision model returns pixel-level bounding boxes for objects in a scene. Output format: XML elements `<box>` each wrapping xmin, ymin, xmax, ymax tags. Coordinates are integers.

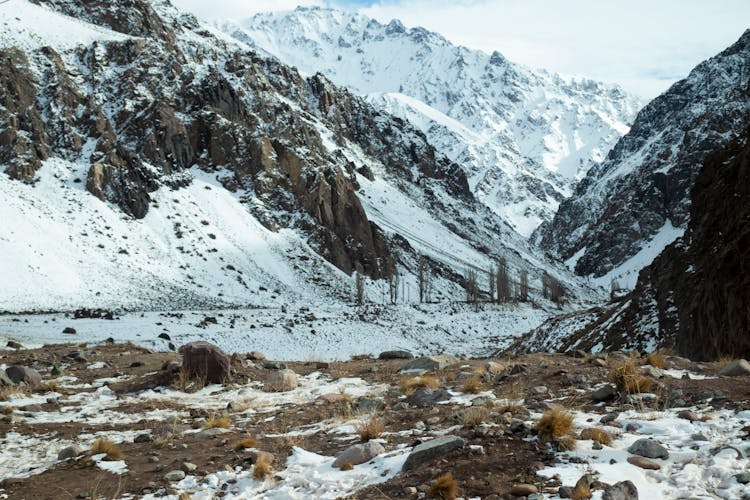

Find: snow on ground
<box><xmin>537</xmin><ymin>407</ymin><xmax>750</xmax><ymax>499</ymax></box>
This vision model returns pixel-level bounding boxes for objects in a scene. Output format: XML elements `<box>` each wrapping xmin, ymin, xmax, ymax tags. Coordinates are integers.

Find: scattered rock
<box><xmin>509</xmin><ymin>484</ymin><xmax>538</xmax><ymax>496</ymax></box>
<box><xmin>5</xmin><ymin>366</ymin><xmax>42</xmax><ymax>386</ymax></box>
<box><xmin>332</xmin><ymin>441</ymin><xmax>385</xmax><ymax>468</ymax></box>
<box><xmin>246</xmin><ymin>351</ymin><xmax>266</xmax><ymax>361</ymax></box>
<box><xmin>677</xmin><ymin>409</ymin><xmax>699</xmax><ymax>422</ymax></box>
<box><xmin>179</xmin><ymin>341</ymin><xmax>232</xmax><ymax>383</ymax></box>
<box><xmin>58</xmin><ymin>445</ymin><xmax>84</xmax><ymax>461</ymax></box>
<box><xmin>62</xmin><ymin>327</ymin><xmax>77</xmax><ymax>334</ymax></box>
<box><xmin>129</xmin><ymin>361</ymin><xmax>144</xmax><ymax>368</ymax></box>
<box><xmin>134</xmin><ymin>433</ymin><xmax>153</xmax><ymax>443</ymax></box>
<box><xmin>400</xmin><ymin>355</ymin><xmax>457</xmax><ymax>372</ymax></box>
<box><xmin>197</xmin><ymin>428</ymin><xmax>232</xmax><ymax>439</ymax></box>
<box><xmin>245</xmin><ymin>450</ymin><xmax>274</xmax><ymax>465</ymax></box>
<box><xmin>558</xmin><ymin>486</ymin><xmax>573</xmax><ymax>498</ymax></box>
<box><xmin>164</xmin><ymin>470</ymin><xmax>186</xmax><ymax>482</ymax></box>
<box><xmin>530</xmin><ymin>385</ymin><xmax>548</xmax><ymax>395</ymax></box>
<box><xmin>6</xmin><ymin>341</ymin><xmax>23</xmax><ymax>349</ymax></box>
<box><xmin>410</xmin><ymin>388</ymin><xmax>451</xmax><ymax>407</ymax></box>
<box><xmin>592</xmin><ymin>384</ymin><xmax>617</xmax><ymax>402</ymax></box>
<box><xmin>628</xmin><ymin>438</ymin><xmax>669</xmax><ymax>459</ymax></box>
<box><xmin>264</xmin><ymin>361</ymin><xmax>287</xmax><ymax>370</ymax></box>
<box><xmin>378</xmin><ymin>350</ymin><xmax>414</xmax><ymax>360</ymax></box>
<box><xmin>627</xmin><ymin>456</ymin><xmax>661</xmax><ymax>470</ymax></box>
<box><xmin>158</xmin><ymin>333</ymin><xmax>171</xmax><ymax>341</ymax></box>
<box><xmin>602</xmin><ymin>480</ymin><xmax>638</xmax><ymax>500</ymax></box>
<box><xmin>402</xmin><ymin>435</ymin><xmax>465</xmax><ymax>471</ymax></box>
<box><xmin>264</xmin><ymin>369</ymin><xmax>299</xmax><ymax>392</ymax></box>
<box><xmin>403</xmin><ymin>486</ymin><xmax>418</xmax><ymax>495</ymax></box>
<box><xmin>735</xmin><ymin>472</ymin><xmax>750</xmax><ymax>484</ymax></box>
<box><xmin>181</xmin><ymin>462</ymin><xmax>197</xmax><ymax>472</ymax></box>
<box><xmin>719</xmin><ymin>359</ymin><xmax>750</xmax><ymax>376</ymax></box>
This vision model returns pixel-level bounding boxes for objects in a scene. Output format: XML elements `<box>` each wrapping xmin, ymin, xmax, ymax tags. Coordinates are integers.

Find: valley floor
<box><xmin>1</xmin><ymin>341</ymin><xmax>750</xmax><ymax>499</ymax></box>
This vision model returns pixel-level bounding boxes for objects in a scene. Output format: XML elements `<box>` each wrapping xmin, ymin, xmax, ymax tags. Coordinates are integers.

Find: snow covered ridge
<box><xmin>538</xmin><ymin>29</ymin><xmax>750</xmax><ymax>280</ymax></box>
<box><xmin>220</xmin><ymin>7</ymin><xmax>641</xmax><ymax>236</ymax></box>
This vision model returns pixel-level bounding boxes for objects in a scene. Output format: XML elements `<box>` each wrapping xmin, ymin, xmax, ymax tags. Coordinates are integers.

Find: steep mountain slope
<box><xmin>220</xmin><ymin>7</ymin><xmax>640</xmax><ymax>236</ymax></box>
<box><xmin>0</xmin><ymin>0</ymin><xmax>586</xmax><ymax>312</ymax></box>
<box><xmin>538</xmin><ymin>30</ymin><xmax>750</xmax><ymax>286</ymax></box>
<box><xmin>515</xmin><ymin>126</ymin><xmax>750</xmax><ymax>360</ymax></box>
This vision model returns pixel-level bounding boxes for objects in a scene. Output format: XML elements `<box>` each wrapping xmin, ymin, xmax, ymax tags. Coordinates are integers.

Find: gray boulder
<box><xmin>264</xmin><ymin>369</ymin><xmax>299</xmax><ymax>392</ymax></box>
<box><xmin>402</xmin><ymin>435</ymin><xmax>465</xmax><ymax>471</ymax></box>
<box><xmin>410</xmin><ymin>388</ymin><xmax>451</xmax><ymax>407</ymax></box>
<box><xmin>592</xmin><ymin>384</ymin><xmax>617</xmax><ymax>402</ymax></box>
<box><xmin>178</xmin><ymin>341</ymin><xmax>231</xmax><ymax>383</ymax></box>
<box><xmin>719</xmin><ymin>359</ymin><xmax>750</xmax><ymax>376</ymax></box>
<box><xmin>400</xmin><ymin>355</ymin><xmax>457</xmax><ymax>372</ymax></box>
<box><xmin>628</xmin><ymin>438</ymin><xmax>669</xmax><ymax>459</ymax></box>
<box><xmin>378</xmin><ymin>350</ymin><xmax>414</xmax><ymax>360</ymax></box>
<box><xmin>332</xmin><ymin>441</ymin><xmax>385</xmax><ymax>468</ymax></box>
<box><xmin>5</xmin><ymin>366</ymin><xmax>42</xmax><ymax>386</ymax></box>
<box><xmin>57</xmin><ymin>445</ymin><xmax>84</xmax><ymax>461</ymax></box>
<box><xmin>0</xmin><ymin>370</ymin><xmax>14</xmax><ymax>387</ymax></box>
<box><xmin>602</xmin><ymin>481</ymin><xmax>638</xmax><ymax>500</ymax></box>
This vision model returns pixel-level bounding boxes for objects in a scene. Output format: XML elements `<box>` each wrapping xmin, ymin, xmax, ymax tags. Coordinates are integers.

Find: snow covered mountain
<box><xmin>0</xmin><ymin>0</ymin><xmax>589</xmax><ymax>313</ymax></box>
<box><xmin>219</xmin><ymin>7</ymin><xmax>641</xmax><ymax>237</ymax></box>
<box><xmin>538</xmin><ymin>30</ymin><xmax>750</xmax><ymax>287</ymax></box>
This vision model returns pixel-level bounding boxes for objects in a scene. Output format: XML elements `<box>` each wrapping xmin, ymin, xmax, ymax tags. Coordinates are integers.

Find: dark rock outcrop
<box><xmin>178</xmin><ymin>341</ymin><xmax>231</xmax><ymax>383</ymax></box>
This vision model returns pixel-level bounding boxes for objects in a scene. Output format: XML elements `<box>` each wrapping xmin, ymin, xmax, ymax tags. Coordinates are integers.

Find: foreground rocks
<box><xmin>178</xmin><ymin>341</ymin><xmax>231</xmax><ymax>383</ymax></box>
<box><xmin>402</xmin><ymin>436</ymin><xmax>465</xmax><ymax>471</ymax></box>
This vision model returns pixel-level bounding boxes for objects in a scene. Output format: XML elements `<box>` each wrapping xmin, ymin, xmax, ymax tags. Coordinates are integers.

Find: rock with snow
<box><xmin>602</xmin><ymin>480</ymin><xmax>638</xmax><ymax>500</ymax></box>
<box><xmin>332</xmin><ymin>441</ymin><xmax>385</xmax><ymax>468</ymax></box>
<box><xmin>179</xmin><ymin>341</ymin><xmax>231</xmax><ymax>383</ymax></box>
<box><xmin>164</xmin><ymin>470</ymin><xmax>185</xmax><ymax>482</ymax></box>
<box><xmin>264</xmin><ymin>369</ymin><xmax>299</xmax><ymax>392</ymax></box>
<box><xmin>400</xmin><ymin>355</ymin><xmax>456</xmax><ymax>372</ymax></box>
<box><xmin>628</xmin><ymin>439</ymin><xmax>669</xmax><ymax>459</ymax></box>
<box><xmin>57</xmin><ymin>445</ymin><xmax>84</xmax><ymax>461</ymax></box>
<box><xmin>410</xmin><ymin>388</ymin><xmax>451</xmax><ymax>407</ymax></box>
<box><xmin>402</xmin><ymin>435</ymin><xmax>465</xmax><ymax>471</ymax></box>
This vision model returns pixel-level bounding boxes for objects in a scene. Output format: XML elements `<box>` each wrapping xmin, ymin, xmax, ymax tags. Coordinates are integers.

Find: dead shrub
<box><xmin>340</xmin><ymin>462</ymin><xmax>354</xmax><ymax>471</ymax></box>
<box><xmin>608</xmin><ymin>359</ymin><xmax>653</xmax><ymax>394</ymax></box>
<box><xmin>233</xmin><ymin>437</ymin><xmax>257</xmax><ymax>451</ymax></box>
<box><xmin>203</xmin><ymin>413</ymin><xmax>231</xmax><ymax>430</ymax></box>
<box><xmin>461</xmin><ymin>407</ymin><xmax>489</xmax><ymax>428</ymax></box>
<box><xmin>253</xmin><ymin>453</ymin><xmax>273</xmax><ymax>480</ymax></box>
<box><xmin>91</xmin><ymin>438</ymin><xmax>123</xmax><ymax>461</ymax></box>
<box><xmin>460</xmin><ymin>375</ymin><xmax>484</xmax><ymax>394</ymax></box>
<box><xmin>644</xmin><ymin>351</ymin><xmax>667</xmax><ymax>368</ymax></box>
<box><xmin>427</xmin><ymin>472</ymin><xmax>458</xmax><ymax>500</ymax></box>
<box><xmin>356</xmin><ymin>415</ymin><xmax>385</xmax><ymax>441</ymax></box>
<box><xmin>579</xmin><ymin>427</ymin><xmax>613</xmax><ymax>446</ymax></box>
<box><xmin>399</xmin><ymin>375</ymin><xmax>439</xmax><ymax>395</ymax></box>
<box><xmin>571</xmin><ymin>481</ymin><xmax>592</xmax><ymax>500</ymax></box>
<box><xmin>555</xmin><ymin>434</ymin><xmax>578</xmax><ymax>452</ymax></box>
<box><xmin>536</xmin><ymin>408</ymin><xmax>574</xmax><ymax>442</ymax></box>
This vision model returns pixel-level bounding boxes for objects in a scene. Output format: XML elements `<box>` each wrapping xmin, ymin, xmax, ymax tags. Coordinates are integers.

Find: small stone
<box><xmin>148</xmin><ymin>456</ymin><xmax>159</xmax><ymax>463</ymax></box>
<box><xmin>6</xmin><ymin>341</ymin><xmax>23</xmax><ymax>349</ymax></box>
<box><xmin>627</xmin><ymin>456</ymin><xmax>661</xmax><ymax>470</ymax></box>
<box><xmin>63</xmin><ymin>327</ymin><xmax>77</xmax><ymax>334</ymax></box>
<box><xmin>413</xmin><ymin>421</ymin><xmax>426</xmax><ymax>431</ymax></box>
<box><xmin>602</xmin><ymin>480</ymin><xmax>638</xmax><ymax>500</ymax></box>
<box><xmin>264</xmin><ymin>369</ymin><xmax>299</xmax><ymax>392</ymax></box>
<box><xmin>402</xmin><ymin>436</ymin><xmax>465</xmax><ymax>471</ymax></box>
<box><xmin>719</xmin><ymin>359</ymin><xmax>750</xmax><ymax>376</ymax></box>
<box><xmin>134</xmin><ymin>433</ymin><xmax>153</xmax><ymax>443</ymax></box>
<box><xmin>735</xmin><ymin>472</ymin><xmax>750</xmax><ymax>484</ymax></box>
<box><xmin>628</xmin><ymin>438</ymin><xmax>669</xmax><ymax>459</ymax></box>
<box><xmin>164</xmin><ymin>470</ymin><xmax>186</xmax><ymax>481</ymax></box>
<box><xmin>197</xmin><ymin>428</ymin><xmax>231</xmax><ymax>439</ymax></box>
<box><xmin>130</xmin><ymin>361</ymin><xmax>145</xmax><ymax>368</ymax></box>
<box><xmin>530</xmin><ymin>385</ymin><xmax>548</xmax><ymax>395</ymax></box>
<box><xmin>403</xmin><ymin>486</ymin><xmax>418</xmax><ymax>495</ymax></box>
<box><xmin>332</xmin><ymin>441</ymin><xmax>385</xmax><ymax>468</ymax></box>
<box><xmin>677</xmin><ymin>409</ymin><xmax>699</xmax><ymax>422</ymax></box>
<box><xmin>58</xmin><ymin>445</ymin><xmax>83</xmax><ymax>461</ymax></box>
<box><xmin>592</xmin><ymin>384</ymin><xmax>617</xmax><ymax>402</ymax></box>
<box><xmin>510</xmin><ymin>484</ymin><xmax>538</xmax><ymax>495</ymax></box>
<box><xmin>181</xmin><ymin>462</ymin><xmax>197</xmax><ymax>472</ymax></box>
<box><xmin>77</xmin><ymin>491</ymin><xmax>89</xmax><ymax>498</ymax></box>
<box><xmin>593</xmin><ymin>358</ymin><xmax>608</xmax><ymax>367</ymax></box>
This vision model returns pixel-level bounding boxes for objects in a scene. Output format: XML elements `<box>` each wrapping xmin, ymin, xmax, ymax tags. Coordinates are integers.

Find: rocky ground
<box><xmin>2</xmin><ymin>341</ymin><xmax>750</xmax><ymax>499</ymax></box>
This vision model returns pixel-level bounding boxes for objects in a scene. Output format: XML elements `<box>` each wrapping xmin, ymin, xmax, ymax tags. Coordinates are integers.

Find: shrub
<box><xmin>399</xmin><ymin>375</ymin><xmax>439</xmax><ymax>395</ymax></box>
<box><xmin>356</xmin><ymin>415</ymin><xmax>385</xmax><ymax>442</ymax></box>
<box><xmin>253</xmin><ymin>453</ymin><xmax>273</xmax><ymax>480</ymax></box>
<box><xmin>203</xmin><ymin>414</ymin><xmax>231</xmax><ymax>430</ymax></box>
<box><xmin>340</xmin><ymin>462</ymin><xmax>354</xmax><ymax>471</ymax></box>
<box><xmin>233</xmin><ymin>437</ymin><xmax>257</xmax><ymax>451</ymax></box>
<box><xmin>536</xmin><ymin>408</ymin><xmax>574</xmax><ymax>442</ymax></box>
<box><xmin>461</xmin><ymin>407</ymin><xmax>489</xmax><ymax>428</ymax></box>
<box><xmin>555</xmin><ymin>434</ymin><xmax>578</xmax><ymax>452</ymax></box>
<box><xmin>571</xmin><ymin>481</ymin><xmax>592</xmax><ymax>500</ymax></box>
<box><xmin>579</xmin><ymin>427</ymin><xmax>613</xmax><ymax>446</ymax></box>
<box><xmin>0</xmin><ymin>385</ymin><xmax>30</xmax><ymax>401</ymax></box>
<box><xmin>460</xmin><ymin>375</ymin><xmax>483</xmax><ymax>394</ymax></box>
<box><xmin>608</xmin><ymin>359</ymin><xmax>654</xmax><ymax>394</ymax></box>
<box><xmin>644</xmin><ymin>351</ymin><xmax>666</xmax><ymax>368</ymax></box>
<box><xmin>91</xmin><ymin>438</ymin><xmax>123</xmax><ymax>461</ymax></box>
<box><xmin>427</xmin><ymin>472</ymin><xmax>458</xmax><ymax>500</ymax></box>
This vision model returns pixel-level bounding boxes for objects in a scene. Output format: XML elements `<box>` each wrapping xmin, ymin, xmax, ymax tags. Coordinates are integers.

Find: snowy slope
<box><xmin>219</xmin><ymin>7</ymin><xmax>641</xmax><ymax>236</ymax></box>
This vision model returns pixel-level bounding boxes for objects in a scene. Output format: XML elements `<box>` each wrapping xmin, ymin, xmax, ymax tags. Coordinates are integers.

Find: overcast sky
<box><xmin>173</xmin><ymin>0</ymin><xmax>750</xmax><ymax>99</ymax></box>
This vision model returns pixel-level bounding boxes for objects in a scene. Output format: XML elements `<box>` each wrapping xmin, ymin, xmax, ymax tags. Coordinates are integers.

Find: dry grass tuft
<box><xmin>427</xmin><ymin>472</ymin><xmax>458</xmax><ymax>500</ymax></box>
<box><xmin>536</xmin><ymin>408</ymin><xmax>574</xmax><ymax>442</ymax></box>
<box><xmin>91</xmin><ymin>438</ymin><xmax>124</xmax><ymax>461</ymax></box>
<box><xmin>609</xmin><ymin>359</ymin><xmax>654</xmax><ymax>394</ymax></box>
<box><xmin>555</xmin><ymin>434</ymin><xmax>578</xmax><ymax>452</ymax></box>
<box><xmin>579</xmin><ymin>427</ymin><xmax>614</xmax><ymax>446</ymax></box>
<box><xmin>461</xmin><ymin>407</ymin><xmax>489</xmax><ymax>428</ymax></box>
<box><xmin>0</xmin><ymin>385</ymin><xmax>30</xmax><ymax>402</ymax></box>
<box><xmin>460</xmin><ymin>375</ymin><xmax>484</xmax><ymax>394</ymax></box>
<box><xmin>2</xmin><ymin>406</ymin><xmax>15</xmax><ymax>415</ymax></box>
<box><xmin>399</xmin><ymin>375</ymin><xmax>439</xmax><ymax>395</ymax></box>
<box><xmin>253</xmin><ymin>453</ymin><xmax>273</xmax><ymax>480</ymax></box>
<box><xmin>203</xmin><ymin>413</ymin><xmax>232</xmax><ymax>430</ymax></box>
<box><xmin>644</xmin><ymin>351</ymin><xmax>667</xmax><ymax>368</ymax></box>
<box><xmin>571</xmin><ymin>481</ymin><xmax>592</xmax><ymax>500</ymax></box>
<box><xmin>233</xmin><ymin>437</ymin><xmax>257</xmax><ymax>451</ymax></box>
<box><xmin>356</xmin><ymin>415</ymin><xmax>385</xmax><ymax>442</ymax></box>
<box><xmin>339</xmin><ymin>462</ymin><xmax>354</xmax><ymax>471</ymax></box>
<box><xmin>174</xmin><ymin>369</ymin><xmax>207</xmax><ymax>393</ymax></box>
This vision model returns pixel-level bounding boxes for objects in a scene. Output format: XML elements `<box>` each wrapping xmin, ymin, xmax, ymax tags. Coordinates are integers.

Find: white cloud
<box><xmin>172</xmin><ymin>0</ymin><xmax>750</xmax><ymax>99</ymax></box>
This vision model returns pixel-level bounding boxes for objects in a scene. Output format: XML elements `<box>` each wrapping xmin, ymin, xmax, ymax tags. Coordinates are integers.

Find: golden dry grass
<box><xmin>556</xmin><ymin>434</ymin><xmax>578</xmax><ymax>452</ymax></box>
<box><xmin>536</xmin><ymin>408</ymin><xmax>574</xmax><ymax>442</ymax></box>
<box><xmin>608</xmin><ymin>359</ymin><xmax>654</xmax><ymax>394</ymax></box>
<box><xmin>461</xmin><ymin>407</ymin><xmax>489</xmax><ymax>428</ymax></box>
<box><xmin>356</xmin><ymin>415</ymin><xmax>385</xmax><ymax>442</ymax></box>
<box><xmin>579</xmin><ymin>427</ymin><xmax>614</xmax><ymax>446</ymax></box>
<box><xmin>233</xmin><ymin>437</ymin><xmax>257</xmax><ymax>451</ymax></box>
<box><xmin>339</xmin><ymin>462</ymin><xmax>354</xmax><ymax>471</ymax></box>
<box><xmin>460</xmin><ymin>375</ymin><xmax>484</xmax><ymax>394</ymax></box>
<box><xmin>398</xmin><ymin>375</ymin><xmax>439</xmax><ymax>395</ymax></box>
<box><xmin>90</xmin><ymin>438</ymin><xmax>123</xmax><ymax>461</ymax></box>
<box><xmin>203</xmin><ymin>414</ymin><xmax>232</xmax><ymax>430</ymax></box>
<box><xmin>644</xmin><ymin>351</ymin><xmax>667</xmax><ymax>368</ymax></box>
<box><xmin>571</xmin><ymin>481</ymin><xmax>592</xmax><ymax>500</ymax></box>
<box><xmin>0</xmin><ymin>385</ymin><xmax>30</xmax><ymax>402</ymax></box>
<box><xmin>427</xmin><ymin>472</ymin><xmax>458</xmax><ymax>500</ymax></box>
<box><xmin>253</xmin><ymin>453</ymin><xmax>273</xmax><ymax>480</ymax></box>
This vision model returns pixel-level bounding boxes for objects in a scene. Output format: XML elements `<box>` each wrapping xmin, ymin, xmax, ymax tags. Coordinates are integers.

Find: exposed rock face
<box><xmin>5</xmin><ymin>366</ymin><xmax>42</xmax><ymax>386</ymax></box>
<box><xmin>538</xmin><ymin>30</ymin><xmax>750</xmax><ymax>278</ymax></box>
<box><xmin>178</xmin><ymin>341</ymin><xmax>231</xmax><ymax>383</ymax></box>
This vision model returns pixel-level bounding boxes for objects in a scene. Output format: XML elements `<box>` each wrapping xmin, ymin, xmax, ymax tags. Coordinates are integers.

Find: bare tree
<box><xmin>355</xmin><ymin>272</ymin><xmax>365</xmax><ymax>305</ymax></box>
<box><xmin>417</xmin><ymin>256</ymin><xmax>433</xmax><ymax>303</ymax></box>
<box><xmin>388</xmin><ymin>269</ymin><xmax>400</xmax><ymax>305</ymax></box>
<box><xmin>496</xmin><ymin>257</ymin><xmax>511</xmax><ymax>303</ymax></box>
<box><xmin>519</xmin><ymin>269</ymin><xmax>529</xmax><ymax>302</ymax></box>
<box><xmin>550</xmin><ymin>276</ymin><xmax>566</xmax><ymax>306</ymax></box>
<box><xmin>465</xmin><ymin>268</ymin><xmax>479</xmax><ymax>303</ymax></box>
<box><xmin>488</xmin><ymin>265</ymin><xmax>496</xmax><ymax>303</ymax></box>
<box><xmin>542</xmin><ymin>271</ymin><xmax>551</xmax><ymax>299</ymax></box>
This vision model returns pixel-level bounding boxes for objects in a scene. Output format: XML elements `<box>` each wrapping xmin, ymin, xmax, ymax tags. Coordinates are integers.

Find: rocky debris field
<box><xmin>2</xmin><ymin>341</ymin><xmax>750</xmax><ymax>499</ymax></box>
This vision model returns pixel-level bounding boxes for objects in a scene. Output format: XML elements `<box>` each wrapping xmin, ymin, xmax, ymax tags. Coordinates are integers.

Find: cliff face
<box><xmin>538</xmin><ymin>30</ymin><xmax>750</xmax><ymax>280</ymax></box>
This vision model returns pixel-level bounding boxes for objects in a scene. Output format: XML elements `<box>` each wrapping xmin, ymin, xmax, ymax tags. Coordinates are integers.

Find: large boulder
<box><xmin>402</xmin><ymin>435</ymin><xmax>465</xmax><ymax>471</ymax></box>
<box><xmin>378</xmin><ymin>350</ymin><xmax>414</xmax><ymax>360</ymax></box>
<box><xmin>264</xmin><ymin>369</ymin><xmax>299</xmax><ymax>392</ymax></box>
<box><xmin>628</xmin><ymin>438</ymin><xmax>669</xmax><ymax>459</ymax></box>
<box><xmin>332</xmin><ymin>441</ymin><xmax>385</xmax><ymax>468</ymax></box>
<box><xmin>719</xmin><ymin>359</ymin><xmax>750</xmax><ymax>377</ymax></box>
<box><xmin>410</xmin><ymin>388</ymin><xmax>451</xmax><ymax>407</ymax></box>
<box><xmin>5</xmin><ymin>366</ymin><xmax>42</xmax><ymax>386</ymax></box>
<box><xmin>0</xmin><ymin>370</ymin><xmax>14</xmax><ymax>387</ymax></box>
<box><xmin>178</xmin><ymin>341</ymin><xmax>231</xmax><ymax>383</ymax></box>
<box><xmin>400</xmin><ymin>355</ymin><xmax>457</xmax><ymax>372</ymax></box>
